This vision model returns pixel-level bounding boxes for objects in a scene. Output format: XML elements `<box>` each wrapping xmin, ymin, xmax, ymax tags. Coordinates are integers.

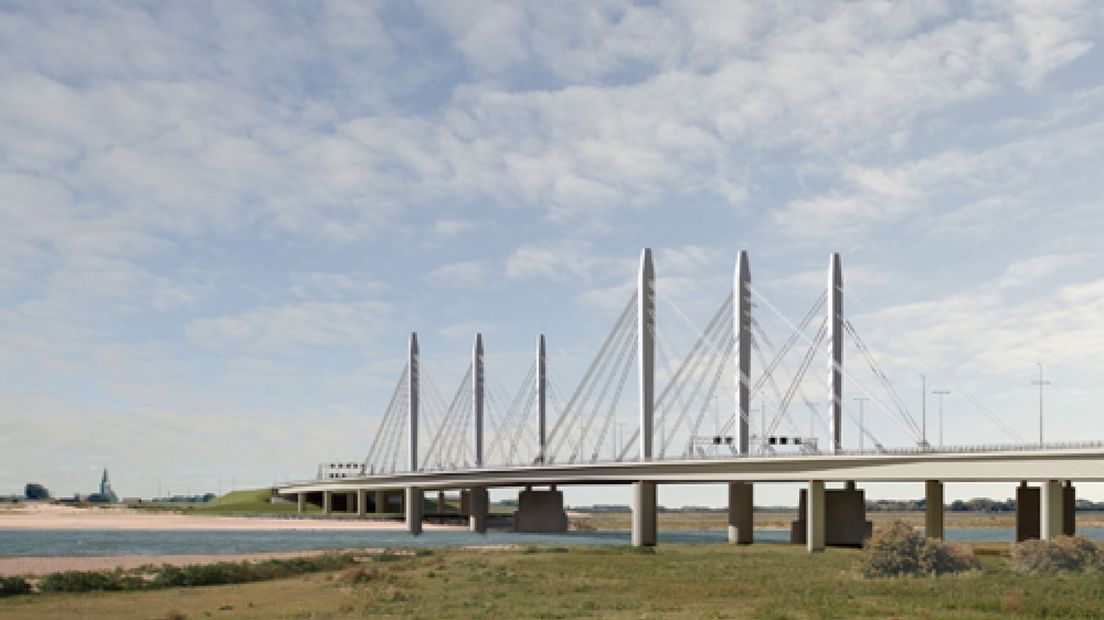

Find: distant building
<box><xmin>87</xmin><ymin>468</ymin><xmax>119</xmax><ymax>503</ymax></box>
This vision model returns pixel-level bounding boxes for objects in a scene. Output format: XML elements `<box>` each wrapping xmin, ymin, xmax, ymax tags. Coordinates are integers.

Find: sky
<box><xmin>2</xmin><ymin>1</ymin><xmax>1104</xmax><ymax>508</ymax></box>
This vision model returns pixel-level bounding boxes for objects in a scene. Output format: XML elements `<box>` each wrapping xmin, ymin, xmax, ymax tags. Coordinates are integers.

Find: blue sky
<box><xmin>2</xmin><ymin>1</ymin><xmax>1104</xmax><ymax>507</ymax></box>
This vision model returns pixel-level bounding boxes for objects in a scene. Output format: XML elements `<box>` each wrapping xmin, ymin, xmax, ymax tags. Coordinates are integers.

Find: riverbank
<box><xmin>3</xmin><ymin>544</ymin><xmax>1103</xmax><ymax>619</ymax></box>
<box><xmin>0</xmin><ymin>503</ymin><xmax>461</xmax><ymax>532</ymax></box>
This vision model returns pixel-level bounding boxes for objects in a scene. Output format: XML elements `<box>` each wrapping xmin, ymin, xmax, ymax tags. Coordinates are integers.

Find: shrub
<box><xmin>860</xmin><ymin>521</ymin><xmax>979</xmax><ymax>578</ymax></box>
<box><xmin>38</xmin><ymin>570</ymin><xmax>127</xmax><ymax>593</ymax></box>
<box><xmin>1011</xmin><ymin>536</ymin><xmax>1102</xmax><ymax>573</ymax></box>
<box><xmin>0</xmin><ymin>576</ymin><xmax>32</xmax><ymax>597</ymax></box>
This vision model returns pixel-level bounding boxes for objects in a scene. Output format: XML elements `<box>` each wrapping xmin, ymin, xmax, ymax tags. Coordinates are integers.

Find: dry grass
<box><xmin>5</xmin><ymin>543</ymin><xmax>1104</xmax><ymax>619</ymax></box>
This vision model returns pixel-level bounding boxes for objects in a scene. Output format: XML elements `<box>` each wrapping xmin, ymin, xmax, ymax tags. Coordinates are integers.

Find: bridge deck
<box><xmin>277</xmin><ymin>447</ymin><xmax>1104</xmax><ymax>495</ymax></box>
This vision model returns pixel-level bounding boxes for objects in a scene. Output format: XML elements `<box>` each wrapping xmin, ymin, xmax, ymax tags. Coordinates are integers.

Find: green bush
<box><xmin>0</xmin><ymin>576</ymin><xmax>32</xmax><ymax>597</ymax></box>
<box><xmin>859</xmin><ymin>521</ymin><xmax>979</xmax><ymax>578</ymax></box>
<box><xmin>38</xmin><ymin>570</ymin><xmax>135</xmax><ymax>593</ymax></box>
<box><xmin>1011</xmin><ymin>536</ymin><xmax>1102</xmax><ymax>573</ymax></box>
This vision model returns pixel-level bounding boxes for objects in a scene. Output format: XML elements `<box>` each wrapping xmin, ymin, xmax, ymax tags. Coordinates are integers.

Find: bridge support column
<box><xmin>1041</xmin><ymin>479</ymin><xmax>1064</xmax><ymax>541</ymax></box>
<box><xmin>924</xmin><ymin>480</ymin><xmax>944</xmax><ymax>539</ymax></box>
<box><xmin>323</xmin><ymin>491</ymin><xmax>332</xmax><ymax>515</ymax></box>
<box><xmin>1064</xmin><ymin>481</ymin><xmax>1076</xmax><ymax>536</ymax></box>
<box><xmin>356</xmin><ymin>489</ymin><xmax>367</xmax><ymax>517</ymax></box>
<box><xmin>406</xmin><ymin>487</ymin><xmax>423</xmax><ymax>534</ymax></box>
<box><xmin>374</xmin><ymin>490</ymin><xmax>385</xmax><ymax>513</ymax></box>
<box><xmin>632</xmin><ymin>481</ymin><xmax>657</xmax><ymax>547</ymax></box>
<box><xmin>297</xmin><ymin>492</ymin><xmax>305</xmax><ymax>515</ymax></box>
<box><xmin>807</xmin><ymin>481</ymin><xmax>826</xmax><ymax>552</ymax></box>
<box><xmin>727</xmin><ymin>482</ymin><xmax>753</xmax><ymax>544</ymax></box>
<box><xmin>1015</xmin><ymin>481</ymin><xmax>1040</xmax><ymax>541</ymax></box>
<box><xmin>469</xmin><ymin>487</ymin><xmax>488</xmax><ymax>533</ymax></box>
<box><xmin>437</xmin><ymin>491</ymin><xmax>446</xmax><ymax>514</ymax></box>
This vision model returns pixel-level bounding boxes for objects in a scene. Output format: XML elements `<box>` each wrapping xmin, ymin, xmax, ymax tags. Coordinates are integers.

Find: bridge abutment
<box><xmin>632</xmin><ymin>481</ymin><xmax>657</xmax><ymax>547</ymax></box>
<box><xmin>727</xmin><ymin>481</ymin><xmax>753</xmax><ymax>544</ymax></box>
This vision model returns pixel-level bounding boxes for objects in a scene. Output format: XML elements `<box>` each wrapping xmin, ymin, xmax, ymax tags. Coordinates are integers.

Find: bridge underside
<box><xmin>277</xmin><ymin>448</ymin><xmax>1102</xmax><ymax>551</ymax></box>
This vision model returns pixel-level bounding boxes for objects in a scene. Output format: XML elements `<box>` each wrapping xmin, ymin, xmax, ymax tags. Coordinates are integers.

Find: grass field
<box><xmin>3</xmin><ymin>543</ymin><xmax>1104</xmax><ymax>619</ymax></box>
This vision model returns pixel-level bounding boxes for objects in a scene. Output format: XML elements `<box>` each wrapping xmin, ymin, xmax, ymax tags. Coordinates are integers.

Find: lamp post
<box><xmin>854</xmin><ymin>397</ymin><xmax>868</xmax><ymax>452</ymax></box>
<box><xmin>932</xmin><ymin>390</ymin><xmax>950</xmax><ymax>448</ymax></box>
<box><xmin>1032</xmin><ymin>363</ymin><xmax>1050</xmax><ymax>445</ymax></box>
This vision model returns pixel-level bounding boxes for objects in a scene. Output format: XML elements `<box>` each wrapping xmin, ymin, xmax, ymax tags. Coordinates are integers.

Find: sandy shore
<box><xmin>0</xmin><ymin>504</ymin><xmax>469</xmax><ymax>576</ymax></box>
<box><xmin>0</xmin><ymin>503</ymin><xmax>462</xmax><ymax>531</ymax></box>
<box><xmin>0</xmin><ymin>549</ymin><xmax>354</xmax><ymax>577</ymax></box>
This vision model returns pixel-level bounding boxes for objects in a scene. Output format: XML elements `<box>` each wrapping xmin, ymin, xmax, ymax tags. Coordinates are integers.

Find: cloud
<box><xmin>187</xmin><ymin>301</ymin><xmax>392</xmax><ymax>351</ymax></box>
<box><xmin>423</xmin><ymin>260</ymin><xmax>487</xmax><ymax>288</ymax></box>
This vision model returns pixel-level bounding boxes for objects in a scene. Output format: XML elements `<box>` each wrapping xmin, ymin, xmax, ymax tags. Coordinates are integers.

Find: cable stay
<box><xmin>844</xmin><ymin>289</ymin><xmax>1024</xmax><ymax>443</ymax></box>
<box><xmin>765</xmin><ymin>319</ymin><xmax>828</xmax><ymax>441</ymax></box>
<box><xmin>363</xmin><ymin>365</ymin><xmax>408</xmax><ymax>472</ymax></box>
<box><xmin>546</xmin><ymin>292</ymin><xmax>637</xmax><ymax>461</ymax></box>
<box><xmin>618</xmin><ymin>293</ymin><xmax>734</xmax><ymax>461</ymax></box>
<box><xmin>845</xmin><ymin>320</ymin><xmax>924</xmax><ymax>440</ymax></box>
<box><xmin>750</xmin><ymin>291</ymin><xmax>826</xmax><ymax>400</ymax></box>
<box><xmin>748</xmin><ymin>320</ymin><xmax>816</xmax><ymax>441</ymax></box>
<box><xmin>582</xmin><ymin>324</ymin><xmax>644</xmax><ymax>458</ymax></box>
<box><xmin>545</xmin><ymin>293</ymin><xmax>637</xmax><ymax>457</ymax></box>
<box><xmin>570</xmin><ymin>320</ymin><xmax>637</xmax><ymax>463</ymax></box>
<box><xmin>682</xmin><ymin>337</ymin><xmax>736</xmax><ymax>457</ymax></box>
<box><xmin>750</xmin><ymin>283</ymin><xmax>924</xmax><ymax>446</ymax></box>
<box><xmin>422</xmin><ymin>364</ymin><xmax>472</xmax><ymax>470</ymax></box>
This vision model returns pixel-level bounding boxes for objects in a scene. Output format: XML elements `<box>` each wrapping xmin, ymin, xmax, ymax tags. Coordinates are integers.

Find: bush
<box><xmin>859</xmin><ymin>521</ymin><xmax>979</xmax><ymax>578</ymax></box>
<box><xmin>1011</xmin><ymin>536</ymin><xmax>1102</xmax><ymax>573</ymax></box>
<box><xmin>0</xmin><ymin>576</ymin><xmax>32</xmax><ymax>597</ymax></box>
<box><xmin>38</xmin><ymin>570</ymin><xmax>131</xmax><ymax>593</ymax></box>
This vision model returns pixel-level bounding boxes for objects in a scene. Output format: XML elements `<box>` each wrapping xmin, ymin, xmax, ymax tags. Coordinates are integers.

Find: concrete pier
<box><xmin>357</xmin><ymin>489</ymin><xmax>367</xmax><ymax>517</ymax></box>
<box><xmin>1063</xmin><ymin>481</ymin><xmax>1076</xmax><ymax>536</ymax></box>
<box><xmin>791</xmin><ymin>482</ymin><xmax>871</xmax><ymax>548</ymax></box>
<box><xmin>406</xmin><ymin>487</ymin><xmax>423</xmax><ymax>534</ymax></box>
<box><xmin>807</xmin><ymin>481</ymin><xmax>826</xmax><ymax>552</ymax></box>
<box><xmin>727</xmin><ymin>482</ymin><xmax>753</xmax><ymax>544</ymax></box>
<box><xmin>322</xmin><ymin>491</ymin><xmax>332</xmax><ymax>515</ymax></box>
<box><xmin>469</xmin><ymin>487</ymin><xmax>488</xmax><ymax>533</ymax></box>
<box><xmin>1015</xmin><ymin>482</ymin><xmax>1040</xmax><ymax>541</ymax></box>
<box><xmin>513</xmin><ymin>489</ymin><xmax>568</xmax><ymax>532</ymax></box>
<box><xmin>924</xmin><ymin>480</ymin><xmax>944</xmax><ymax>539</ymax></box>
<box><xmin>632</xmin><ymin>481</ymin><xmax>657</xmax><ymax>547</ymax></box>
<box><xmin>1041</xmin><ymin>479</ymin><xmax>1063</xmax><ymax>540</ymax></box>
<box><xmin>297</xmin><ymin>492</ymin><xmax>305</xmax><ymax>515</ymax></box>
<box><xmin>437</xmin><ymin>490</ymin><xmax>446</xmax><ymax>514</ymax></box>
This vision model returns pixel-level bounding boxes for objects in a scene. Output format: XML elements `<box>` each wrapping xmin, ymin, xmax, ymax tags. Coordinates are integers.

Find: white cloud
<box><xmin>423</xmin><ymin>260</ymin><xmax>487</xmax><ymax>288</ymax></box>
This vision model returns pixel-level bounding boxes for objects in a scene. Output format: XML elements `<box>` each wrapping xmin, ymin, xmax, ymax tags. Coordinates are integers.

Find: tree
<box><xmin>24</xmin><ymin>483</ymin><xmax>50</xmax><ymax>500</ymax></box>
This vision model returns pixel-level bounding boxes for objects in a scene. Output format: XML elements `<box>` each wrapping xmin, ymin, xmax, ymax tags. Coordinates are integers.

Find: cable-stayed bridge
<box><xmin>276</xmin><ymin>249</ymin><xmax>1104</xmax><ymax>551</ymax></box>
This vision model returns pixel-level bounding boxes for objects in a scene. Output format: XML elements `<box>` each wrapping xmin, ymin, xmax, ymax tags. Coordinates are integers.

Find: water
<box><xmin>3</xmin><ymin>528</ymin><xmax>1104</xmax><ymax>557</ymax></box>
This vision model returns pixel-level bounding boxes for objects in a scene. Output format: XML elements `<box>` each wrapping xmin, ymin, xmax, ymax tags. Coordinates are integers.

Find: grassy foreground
<box><xmin>3</xmin><ymin>544</ymin><xmax>1104</xmax><ymax>619</ymax></box>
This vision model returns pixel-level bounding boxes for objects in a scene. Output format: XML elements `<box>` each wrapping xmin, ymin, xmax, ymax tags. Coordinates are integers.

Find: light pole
<box><xmin>1032</xmin><ymin>363</ymin><xmax>1050</xmax><ymax>445</ymax></box>
<box><xmin>932</xmin><ymin>390</ymin><xmax>950</xmax><ymax>448</ymax></box>
<box><xmin>920</xmin><ymin>374</ymin><xmax>927</xmax><ymax>448</ymax></box>
<box><xmin>854</xmin><ymin>397</ymin><xmax>868</xmax><ymax>452</ymax></box>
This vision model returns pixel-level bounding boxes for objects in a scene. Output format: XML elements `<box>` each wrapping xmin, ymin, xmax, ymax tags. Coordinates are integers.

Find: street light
<box><xmin>932</xmin><ymin>390</ymin><xmax>950</xmax><ymax>448</ymax></box>
<box><xmin>854</xmin><ymin>397</ymin><xmax>868</xmax><ymax>452</ymax></box>
<box><xmin>1032</xmin><ymin>363</ymin><xmax>1050</xmax><ymax>445</ymax></box>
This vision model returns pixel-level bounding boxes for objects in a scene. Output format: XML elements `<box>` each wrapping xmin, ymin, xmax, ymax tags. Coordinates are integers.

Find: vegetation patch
<box><xmin>25</xmin><ymin>553</ymin><xmax>358</xmax><ymax>595</ymax></box>
<box><xmin>1011</xmin><ymin>536</ymin><xmax>1102</xmax><ymax>573</ymax></box>
<box><xmin>859</xmin><ymin>521</ymin><xmax>980</xmax><ymax>578</ymax></box>
<box><xmin>0</xmin><ymin>576</ymin><xmax>31</xmax><ymax>597</ymax></box>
